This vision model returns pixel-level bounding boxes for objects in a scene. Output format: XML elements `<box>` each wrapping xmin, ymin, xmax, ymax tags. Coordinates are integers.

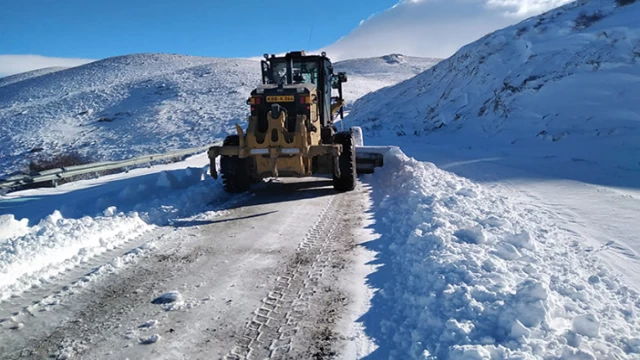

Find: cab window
<box><xmin>292</xmin><ymin>61</ymin><xmax>319</xmax><ymax>84</ymax></box>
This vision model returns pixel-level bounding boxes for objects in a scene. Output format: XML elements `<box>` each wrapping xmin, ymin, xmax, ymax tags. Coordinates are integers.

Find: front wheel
<box><xmin>332</xmin><ymin>132</ymin><xmax>356</xmax><ymax>192</ymax></box>
<box><xmin>220</xmin><ymin>135</ymin><xmax>251</xmax><ymax>193</ymax></box>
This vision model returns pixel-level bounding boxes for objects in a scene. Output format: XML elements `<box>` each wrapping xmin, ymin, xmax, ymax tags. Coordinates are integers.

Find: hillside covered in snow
<box><xmin>0</xmin><ymin>67</ymin><xmax>68</xmax><ymax>88</ymax></box>
<box><xmin>335</xmin><ymin>54</ymin><xmax>440</xmax><ymax>107</ymax></box>
<box><xmin>347</xmin><ymin>0</ymin><xmax>640</xmax><ymax>172</ymax></box>
<box><xmin>0</xmin><ymin>53</ymin><xmax>436</xmax><ymax>178</ymax></box>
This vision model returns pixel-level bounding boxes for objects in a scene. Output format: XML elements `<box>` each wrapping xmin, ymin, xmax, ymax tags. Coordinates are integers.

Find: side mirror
<box><xmin>330</xmin><ymin>75</ymin><xmax>340</xmax><ymax>89</ymax></box>
<box><xmin>330</xmin><ymin>72</ymin><xmax>348</xmax><ymax>89</ymax></box>
<box><xmin>261</xmin><ymin>60</ymin><xmax>271</xmax><ymax>83</ymax></box>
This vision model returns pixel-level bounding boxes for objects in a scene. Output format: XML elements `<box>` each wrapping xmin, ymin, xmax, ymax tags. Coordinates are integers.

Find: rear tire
<box><xmin>332</xmin><ymin>132</ymin><xmax>356</xmax><ymax>192</ymax></box>
<box><xmin>220</xmin><ymin>135</ymin><xmax>251</xmax><ymax>193</ymax></box>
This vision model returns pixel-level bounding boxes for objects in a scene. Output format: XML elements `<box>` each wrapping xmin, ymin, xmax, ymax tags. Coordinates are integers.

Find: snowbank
<box><xmin>0</xmin><ymin>211</ymin><xmax>152</xmax><ymax>300</ymax></box>
<box><xmin>361</xmin><ymin>149</ymin><xmax>640</xmax><ymax>359</ymax></box>
<box><xmin>0</xmin><ymin>215</ymin><xmax>29</xmax><ymax>242</ymax></box>
<box><xmin>0</xmin><ymin>160</ymin><xmax>227</xmax><ymax>301</ymax></box>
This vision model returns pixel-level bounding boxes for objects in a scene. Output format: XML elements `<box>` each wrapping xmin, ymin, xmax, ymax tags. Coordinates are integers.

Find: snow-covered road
<box><xmin>0</xmin><ymin>161</ymin><xmax>372</xmax><ymax>359</ymax></box>
<box><xmin>2</xmin><ymin>144</ymin><xmax>640</xmax><ymax>359</ymax></box>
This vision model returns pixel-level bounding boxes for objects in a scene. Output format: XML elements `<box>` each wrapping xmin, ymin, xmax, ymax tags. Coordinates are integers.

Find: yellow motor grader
<box><xmin>208</xmin><ymin>51</ymin><xmax>381</xmax><ymax>193</ymax></box>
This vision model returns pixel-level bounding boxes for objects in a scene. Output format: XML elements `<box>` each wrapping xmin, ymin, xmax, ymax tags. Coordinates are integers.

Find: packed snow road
<box><xmin>0</xmin><ymin>172</ymin><xmax>372</xmax><ymax>359</ymax></box>
<box><xmin>4</xmin><ymin>147</ymin><xmax>640</xmax><ymax>359</ymax></box>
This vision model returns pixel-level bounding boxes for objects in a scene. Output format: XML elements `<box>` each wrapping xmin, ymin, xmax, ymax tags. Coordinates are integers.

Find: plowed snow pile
<box><xmin>363</xmin><ymin>149</ymin><xmax>640</xmax><ymax>359</ymax></box>
<box><xmin>348</xmin><ymin>0</ymin><xmax>640</xmax><ymax>170</ymax></box>
<box><xmin>0</xmin><ymin>157</ymin><xmax>226</xmax><ymax>301</ymax></box>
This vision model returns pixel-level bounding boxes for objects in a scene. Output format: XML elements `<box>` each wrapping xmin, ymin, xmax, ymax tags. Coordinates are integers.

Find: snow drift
<box><xmin>0</xmin><ymin>155</ymin><xmax>228</xmax><ymax>302</ymax></box>
<box><xmin>347</xmin><ymin>0</ymin><xmax>640</xmax><ymax>171</ymax></box>
<box><xmin>361</xmin><ymin>148</ymin><xmax>640</xmax><ymax>359</ymax></box>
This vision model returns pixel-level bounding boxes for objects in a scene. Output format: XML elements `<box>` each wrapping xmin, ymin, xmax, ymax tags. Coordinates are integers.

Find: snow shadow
<box><xmin>356</xmin><ymin>183</ymin><xmax>407</xmax><ymax>359</ymax></box>
<box><xmin>223</xmin><ymin>179</ymin><xmax>338</xmax><ymax>211</ymax></box>
<box><xmin>385</xmin><ymin>140</ymin><xmax>640</xmax><ymax>190</ymax></box>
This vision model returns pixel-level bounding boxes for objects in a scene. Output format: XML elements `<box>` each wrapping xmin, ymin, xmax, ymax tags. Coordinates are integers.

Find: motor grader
<box><xmin>208</xmin><ymin>51</ymin><xmax>363</xmax><ymax>193</ymax></box>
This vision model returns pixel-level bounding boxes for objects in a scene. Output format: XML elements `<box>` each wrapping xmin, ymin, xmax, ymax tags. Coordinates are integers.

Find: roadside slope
<box><xmin>347</xmin><ymin>0</ymin><xmax>640</xmax><ymax>171</ymax></box>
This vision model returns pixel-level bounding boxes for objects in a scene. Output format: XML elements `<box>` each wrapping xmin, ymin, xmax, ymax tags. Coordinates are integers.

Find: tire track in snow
<box><xmin>225</xmin><ymin>188</ymin><xmax>361</xmax><ymax>359</ymax></box>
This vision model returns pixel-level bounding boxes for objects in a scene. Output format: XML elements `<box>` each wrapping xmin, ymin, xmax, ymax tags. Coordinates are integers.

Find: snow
<box><xmin>1</xmin><ymin>1</ymin><xmax>639</xmax><ymax>357</ymax></box>
<box><xmin>341</xmin><ymin>4</ymin><xmax>640</xmax><ymax>356</ymax></box>
<box><xmin>320</xmin><ymin>0</ymin><xmax>572</xmax><ymax>60</ymax></box>
<box><xmin>0</xmin><ymin>210</ymin><xmax>152</xmax><ymax>301</ymax></box>
<box><xmin>139</xmin><ymin>334</ymin><xmax>161</xmax><ymax>345</ymax></box>
<box><xmin>0</xmin><ymin>153</ymin><xmax>228</xmax><ymax>302</ymax></box>
<box><xmin>334</xmin><ymin>55</ymin><xmax>440</xmax><ymax>107</ymax></box>
<box><xmin>138</xmin><ymin>320</ymin><xmax>158</xmax><ymax>329</ymax></box>
<box><xmin>573</xmin><ymin>314</ymin><xmax>600</xmax><ymax>338</ymax></box>
<box><xmin>360</xmin><ymin>148</ymin><xmax>640</xmax><ymax>359</ymax></box>
<box><xmin>347</xmin><ymin>0</ymin><xmax>640</xmax><ymax>173</ymax></box>
<box><xmin>0</xmin><ymin>67</ymin><xmax>67</xmax><ymax>88</ymax></box>
<box><xmin>0</xmin><ymin>54</ymin><xmax>259</xmax><ymax>178</ymax></box>
<box><xmin>0</xmin><ymin>215</ymin><xmax>29</xmax><ymax>241</ymax></box>
<box><xmin>151</xmin><ymin>291</ymin><xmax>183</xmax><ymax>305</ymax></box>
<box><xmin>0</xmin><ymin>52</ymin><xmax>436</xmax><ymax>178</ymax></box>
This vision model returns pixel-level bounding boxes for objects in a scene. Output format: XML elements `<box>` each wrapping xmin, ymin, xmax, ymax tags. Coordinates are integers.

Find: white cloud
<box><xmin>0</xmin><ymin>55</ymin><xmax>94</xmax><ymax>77</ymax></box>
<box><xmin>322</xmin><ymin>0</ymin><xmax>574</xmax><ymax>60</ymax></box>
<box><xmin>486</xmin><ymin>0</ymin><xmax>574</xmax><ymax>16</ymax></box>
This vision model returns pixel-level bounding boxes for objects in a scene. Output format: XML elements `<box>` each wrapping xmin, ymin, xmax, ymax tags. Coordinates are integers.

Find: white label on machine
<box><xmin>250</xmin><ymin>149</ymin><xmax>269</xmax><ymax>155</ymax></box>
<box><xmin>281</xmin><ymin>148</ymin><xmax>300</xmax><ymax>154</ymax></box>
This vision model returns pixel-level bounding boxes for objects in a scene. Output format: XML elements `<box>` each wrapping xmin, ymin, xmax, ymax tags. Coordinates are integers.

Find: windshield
<box><xmin>268</xmin><ymin>59</ymin><xmax>319</xmax><ymax>85</ymax></box>
<box><xmin>292</xmin><ymin>61</ymin><xmax>318</xmax><ymax>84</ymax></box>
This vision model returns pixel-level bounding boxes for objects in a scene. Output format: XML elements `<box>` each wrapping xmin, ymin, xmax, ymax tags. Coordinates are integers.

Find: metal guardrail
<box><xmin>0</xmin><ymin>142</ymin><xmax>222</xmax><ymax>190</ymax></box>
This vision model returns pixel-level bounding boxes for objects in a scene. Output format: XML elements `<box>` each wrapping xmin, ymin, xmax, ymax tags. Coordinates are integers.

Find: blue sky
<box><xmin>0</xmin><ymin>0</ymin><xmax>397</xmax><ymax>59</ymax></box>
<box><xmin>0</xmin><ymin>0</ymin><xmax>572</xmax><ymax>76</ymax></box>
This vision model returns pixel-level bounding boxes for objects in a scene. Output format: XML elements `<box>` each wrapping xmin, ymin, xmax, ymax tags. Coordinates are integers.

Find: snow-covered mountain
<box><xmin>0</xmin><ymin>54</ymin><xmax>260</xmax><ymax>178</ymax></box>
<box><xmin>335</xmin><ymin>54</ymin><xmax>440</xmax><ymax>107</ymax></box>
<box><xmin>0</xmin><ymin>53</ymin><xmax>437</xmax><ymax>178</ymax></box>
<box><xmin>0</xmin><ymin>67</ymin><xmax>67</xmax><ymax>88</ymax></box>
<box><xmin>348</xmin><ymin>0</ymin><xmax>640</xmax><ymax>171</ymax></box>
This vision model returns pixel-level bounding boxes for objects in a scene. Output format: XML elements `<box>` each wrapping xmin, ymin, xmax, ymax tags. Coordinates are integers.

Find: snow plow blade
<box><xmin>355</xmin><ymin>146</ymin><xmax>392</xmax><ymax>175</ymax></box>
